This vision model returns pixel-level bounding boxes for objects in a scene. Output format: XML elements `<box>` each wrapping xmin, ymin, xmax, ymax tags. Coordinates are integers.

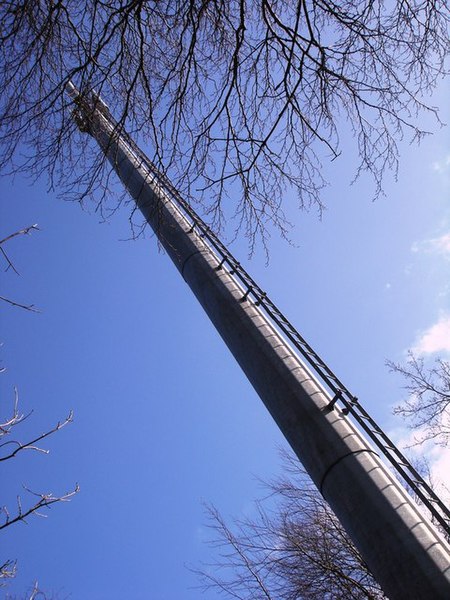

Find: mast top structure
<box><xmin>67</xmin><ymin>82</ymin><xmax>450</xmax><ymax>599</ymax></box>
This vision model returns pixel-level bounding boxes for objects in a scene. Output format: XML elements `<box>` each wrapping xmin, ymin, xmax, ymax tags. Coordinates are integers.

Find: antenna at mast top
<box><xmin>66</xmin><ymin>81</ymin><xmax>111</xmax><ymax>133</ymax></box>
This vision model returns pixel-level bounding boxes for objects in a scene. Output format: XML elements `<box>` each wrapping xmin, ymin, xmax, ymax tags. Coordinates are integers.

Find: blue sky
<box><xmin>1</xmin><ymin>82</ymin><xmax>449</xmax><ymax>598</ymax></box>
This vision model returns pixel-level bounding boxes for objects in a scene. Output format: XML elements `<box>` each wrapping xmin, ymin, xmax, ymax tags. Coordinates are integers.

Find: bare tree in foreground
<box><xmin>387</xmin><ymin>352</ymin><xmax>450</xmax><ymax>447</ymax></box>
<box><xmin>0</xmin><ymin>394</ymin><xmax>77</xmax><ymax>582</ymax></box>
<box><xmin>5</xmin><ymin>580</ymin><xmax>68</xmax><ymax>600</ymax></box>
<box><xmin>1</xmin><ymin>228</ymin><xmax>78</xmax><ymax>584</ymax></box>
<box><xmin>1</xmin><ymin>1</ymin><xmax>449</xmax><ymax>246</ymax></box>
<box><xmin>0</xmin><ymin>226</ymin><xmax>39</xmax><ymax>312</ymax></box>
<box><xmin>198</xmin><ymin>451</ymin><xmax>386</xmax><ymax>599</ymax></box>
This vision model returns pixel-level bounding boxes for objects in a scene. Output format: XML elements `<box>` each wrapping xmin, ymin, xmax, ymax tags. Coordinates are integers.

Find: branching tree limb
<box><xmin>387</xmin><ymin>352</ymin><xmax>450</xmax><ymax>447</ymax></box>
<box><xmin>0</xmin><ymin>225</ymin><xmax>39</xmax><ymax>312</ymax></box>
<box><xmin>196</xmin><ymin>450</ymin><xmax>386</xmax><ymax>599</ymax></box>
<box><xmin>0</xmin><ymin>559</ymin><xmax>17</xmax><ymax>583</ymax></box>
<box><xmin>0</xmin><ymin>389</ymin><xmax>78</xmax><ymax>584</ymax></box>
<box><xmin>1</xmin><ymin>228</ymin><xmax>77</xmax><ymax>585</ymax></box>
<box><xmin>0</xmin><ymin>391</ymin><xmax>73</xmax><ymax>463</ymax></box>
<box><xmin>5</xmin><ymin>580</ymin><xmax>67</xmax><ymax>600</ymax></box>
<box><xmin>0</xmin><ymin>1</ymin><xmax>448</xmax><ymax>246</ymax></box>
<box><xmin>0</xmin><ymin>484</ymin><xmax>79</xmax><ymax>532</ymax></box>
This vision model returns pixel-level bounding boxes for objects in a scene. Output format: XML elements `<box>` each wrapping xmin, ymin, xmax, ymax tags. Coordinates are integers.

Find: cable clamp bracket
<box><xmin>327</xmin><ymin>390</ymin><xmax>343</xmax><ymax>411</ymax></box>
<box><xmin>240</xmin><ymin>286</ymin><xmax>253</xmax><ymax>302</ymax></box>
<box><xmin>215</xmin><ymin>257</ymin><xmax>227</xmax><ymax>271</ymax></box>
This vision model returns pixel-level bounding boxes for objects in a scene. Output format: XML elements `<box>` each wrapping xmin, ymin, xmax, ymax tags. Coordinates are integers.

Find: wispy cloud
<box><xmin>411</xmin><ymin>232</ymin><xmax>450</xmax><ymax>259</ymax></box>
<box><xmin>412</xmin><ymin>314</ymin><xmax>450</xmax><ymax>356</ymax></box>
<box><xmin>432</xmin><ymin>154</ymin><xmax>450</xmax><ymax>175</ymax></box>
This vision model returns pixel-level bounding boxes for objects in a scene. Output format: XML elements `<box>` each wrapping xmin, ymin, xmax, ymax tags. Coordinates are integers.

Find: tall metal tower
<box><xmin>69</xmin><ymin>84</ymin><xmax>450</xmax><ymax>599</ymax></box>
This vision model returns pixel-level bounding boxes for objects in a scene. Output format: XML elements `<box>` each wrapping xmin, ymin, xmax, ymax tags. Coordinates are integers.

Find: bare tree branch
<box><xmin>0</xmin><ymin>296</ymin><xmax>39</xmax><ymax>313</ymax></box>
<box><xmin>1</xmin><ymin>225</ymin><xmax>76</xmax><ymax>590</ymax></box>
<box><xmin>0</xmin><ymin>389</ymin><xmax>78</xmax><ymax>583</ymax></box>
<box><xmin>0</xmin><ymin>485</ymin><xmax>79</xmax><ymax>532</ymax></box>
<box><xmin>0</xmin><ymin>225</ymin><xmax>39</xmax><ymax>249</ymax></box>
<box><xmin>4</xmin><ymin>580</ymin><xmax>69</xmax><ymax>600</ymax></box>
<box><xmin>0</xmin><ymin>2</ymin><xmax>448</xmax><ymax>247</ymax></box>
<box><xmin>0</xmin><ymin>559</ymin><xmax>17</xmax><ymax>582</ymax></box>
<box><xmin>196</xmin><ymin>449</ymin><xmax>386</xmax><ymax>599</ymax></box>
<box><xmin>0</xmin><ymin>225</ymin><xmax>40</xmax><ymax>311</ymax></box>
<box><xmin>387</xmin><ymin>352</ymin><xmax>450</xmax><ymax>447</ymax></box>
<box><xmin>0</xmin><ymin>408</ymin><xmax>74</xmax><ymax>463</ymax></box>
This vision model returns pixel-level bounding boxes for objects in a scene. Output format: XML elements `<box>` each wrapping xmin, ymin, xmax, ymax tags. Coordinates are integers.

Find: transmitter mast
<box><xmin>69</xmin><ymin>84</ymin><xmax>450</xmax><ymax>599</ymax></box>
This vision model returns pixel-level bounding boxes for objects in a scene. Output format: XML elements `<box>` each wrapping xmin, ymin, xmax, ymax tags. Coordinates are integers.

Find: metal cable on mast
<box><xmin>68</xmin><ymin>83</ymin><xmax>450</xmax><ymax>599</ymax></box>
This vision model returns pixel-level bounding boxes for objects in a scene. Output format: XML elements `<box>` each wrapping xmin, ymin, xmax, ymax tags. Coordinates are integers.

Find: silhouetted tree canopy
<box><xmin>1</xmin><ymin>1</ymin><xmax>448</xmax><ymax>241</ymax></box>
<box><xmin>198</xmin><ymin>451</ymin><xmax>387</xmax><ymax>599</ymax></box>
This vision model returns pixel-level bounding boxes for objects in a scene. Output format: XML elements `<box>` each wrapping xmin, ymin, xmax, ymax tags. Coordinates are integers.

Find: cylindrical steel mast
<box><xmin>69</xmin><ymin>85</ymin><xmax>450</xmax><ymax>599</ymax></box>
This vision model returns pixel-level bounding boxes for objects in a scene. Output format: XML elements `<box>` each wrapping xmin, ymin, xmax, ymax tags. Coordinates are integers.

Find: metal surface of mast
<box><xmin>69</xmin><ymin>85</ymin><xmax>450</xmax><ymax>599</ymax></box>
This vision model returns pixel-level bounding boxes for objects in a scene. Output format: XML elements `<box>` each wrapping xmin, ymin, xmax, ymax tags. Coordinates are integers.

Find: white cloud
<box><xmin>411</xmin><ymin>231</ymin><xmax>450</xmax><ymax>259</ymax></box>
<box><xmin>432</xmin><ymin>154</ymin><xmax>450</xmax><ymax>174</ymax></box>
<box><xmin>412</xmin><ymin>314</ymin><xmax>450</xmax><ymax>356</ymax></box>
<box><xmin>430</xmin><ymin>232</ymin><xmax>450</xmax><ymax>258</ymax></box>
